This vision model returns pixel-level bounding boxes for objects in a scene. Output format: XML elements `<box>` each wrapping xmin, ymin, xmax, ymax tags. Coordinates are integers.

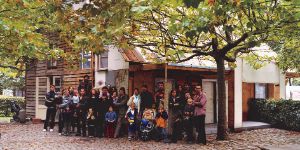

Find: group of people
<box><xmin>43</xmin><ymin>75</ymin><xmax>207</xmax><ymax>145</ymax></box>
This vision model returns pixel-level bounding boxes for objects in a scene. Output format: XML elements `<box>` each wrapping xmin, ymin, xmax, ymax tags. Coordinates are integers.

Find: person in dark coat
<box><xmin>113</xmin><ymin>87</ymin><xmax>129</xmax><ymax>138</ymax></box>
<box><xmin>76</xmin><ymin>88</ymin><xmax>88</xmax><ymax>137</ymax></box>
<box><xmin>126</xmin><ymin>102</ymin><xmax>139</xmax><ymax>141</ymax></box>
<box><xmin>140</xmin><ymin>85</ymin><xmax>154</xmax><ymax>114</ymax></box>
<box><xmin>78</xmin><ymin>75</ymin><xmax>93</xmax><ymax>97</ymax></box>
<box><xmin>95</xmin><ymin>87</ymin><xmax>113</xmax><ymax>138</ymax></box>
<box><xmin>183</xmin><ymin>97</ymin><xmax>195</xmax><ymax>144</ymax></box>
<box><xmin>169</xmin><ymin>89</ymin><xmax>183</xmax><ymax>143</ymax></box>
<box><xmin>43</xmin><ymin>85</ymin><xmax>59</xmax><ymax>132</ymax></box>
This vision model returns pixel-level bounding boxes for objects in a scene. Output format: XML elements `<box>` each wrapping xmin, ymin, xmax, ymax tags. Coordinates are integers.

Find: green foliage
<box><xmin>0</xmin><ymin>96</ymin><xmax>25</xmax><ymax>117</ymax></box>
<box><xmin>248</xmin><ymin>99</ymin><xmax>300</xmax><ymax>131</ymax></box>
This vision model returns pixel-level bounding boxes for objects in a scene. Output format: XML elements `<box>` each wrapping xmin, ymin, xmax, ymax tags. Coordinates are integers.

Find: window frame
<box><xmin>80</xmin><ymin>51</ymin><xmax>92</xmax><ymax>69</ymax></box>
<box><xmin>98</xmin><ymin>51</ymin><xmax>108</xmax><ymax>70</ymax></box>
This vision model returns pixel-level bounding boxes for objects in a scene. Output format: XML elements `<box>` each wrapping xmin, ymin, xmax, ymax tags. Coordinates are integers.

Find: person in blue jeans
<box><xmin>126</xmin><ymin>103</ymin><xmax>138</xmax><ymax>141</ymax></box>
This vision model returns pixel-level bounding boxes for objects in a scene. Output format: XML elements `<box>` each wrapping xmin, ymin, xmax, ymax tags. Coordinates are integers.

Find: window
<box><xmin>49</xmin><ymin>76</ymin><xmax>61</xmax><ymax>93</ymax></box>
<box><xmin>255</xmin><ymin>83</ymin><xmax>267</xmax><ymax>99</ymax></box>
<box><xmin>80</xmin><ymin>51</ymin><xmax>91</xmax><ymax>69</ymax></box>
<box><xmin>98</xmin><ymin>51</ymin><xmax>108</xmax><ymax>69</ymax></box>
<box><xmin>47</xmin><ymin>58</ymin><xmax>57</xmax><ymax>69</ymax></box>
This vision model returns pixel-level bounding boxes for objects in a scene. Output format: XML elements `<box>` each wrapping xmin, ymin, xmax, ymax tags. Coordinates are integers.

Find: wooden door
<box><xmin>35</xmin><ymin>77</ymin><xmax>49</xmax><ymax>120</ymax></box>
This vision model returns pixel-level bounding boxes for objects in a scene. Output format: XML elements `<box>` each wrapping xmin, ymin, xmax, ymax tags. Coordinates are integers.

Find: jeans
<box><xmin>63</xmin><ymin>111</ymin><xmax>72</xmax><ymax>135</ymax></box>
<box><xmin>77</xmin><ymin>112</ymin><xmax>87</xmax><ymax>136</ymax></box>
<box><xmin>194</xmin><ymin>115</ymin><xmax>206</xmax><ymax>144</ymax></box>
<box><xmin>156</xmin><ymin>127</ymin><xmax>167</xmax><ymax>140</ymax></box>
<box><xmin>184</xmin><ymin>118</ymin><xmax>194</xmax><ymax>141</ymax></box>
<box><xmin>43</xmin><ymin>107</ymin><xmax>56</xmax><ymax>130</ymax></box>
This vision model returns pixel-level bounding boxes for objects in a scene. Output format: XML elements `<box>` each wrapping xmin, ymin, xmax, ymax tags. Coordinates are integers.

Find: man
<box><xmin>76</xmin><ymin>88</ymin><xmax>88</xmax><ymax>136</ymax></box>
<box><xmin>113</xmin><ymin>87</ymin><xmax>129</xmax><ymax>138</ymax></box>
<box><xmin>96</xmin><ymin>86</ymin><xmax>113</xmax><ymax>138</ymax></box>
<box><xmin>43</xmin><ymin>85</ymin><xmax>58</xmax><ymax>132</ymax></box>
<box><xmin>78</xmin><ymin>75</ymin><xmax>92</xmax><ymax>97</ymax></box>
<box><xmin>193</xmin><ymin>85</ymin><xmax>207</xmax><ymax>145</ymax></box>
<box><xmin>155</xmin><ymin>82</ymin><xmax>164</xmax><ymax>109</ymax></box>
<box><xmin>140</xmin><ymin>85</ymin><xmax>154</xmax><ymax>113</ymax></box>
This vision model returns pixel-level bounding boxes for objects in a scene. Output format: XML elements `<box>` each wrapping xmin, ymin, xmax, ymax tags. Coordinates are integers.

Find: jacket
<box><xmin>105</xmin><ymin>111</ymin><xmax>117</xmax><ymax>122</ymax></box>
<box><xmin>193</xmin><ymin>93</ymin><xmax>207</xmax><ymax>116</ymax></box>
<box><xmin>45</xmin><ymin>91</ymin><xmax>58</xmax><ymax>108</ymax></box>
<box><xmin>184</xmin><ymin>104</ymin><xmax>195</xmax><ymax>119</ymax></box>
<box><xmin>155</xmin><ymin>111</ymin><xmax>168</xmax><ymax>128</ymax></box>
<box><xmin>127</xmin><ymin>95</ymin><xmax>141</xmax><ymax>113</ymax></box>
<box><xmin>113</xmin><ymin>94</ymin><xmax>129</xmax><ymax>117</ymax></box>
<box><xmin>140</xmin><ymin>91</ymin><xmax>154</xmax><ymax>111</ymax></box>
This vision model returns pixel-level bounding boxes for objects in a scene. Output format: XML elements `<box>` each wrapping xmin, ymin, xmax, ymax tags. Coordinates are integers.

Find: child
<box><xmin>126</xmin><ymin>102</ymin><xmax>138</xmax><ymax>141</ymax></box>
<box><xmin>155</xmin><ymin>106</ymin><xmax>169</xmax><ymax>143</ymax></box>
<box><xmin>105</xmin><ymin>106</ymin><xmax>117</xmax><ymax>138</ymax></box>
<box><xmin>87</xmin><ymin>108</ymin><xmax>96</xmax><ymax>138</ymax></box>
<box><xmin>184</xmin><ymin>98</ymin><xmax>195</xmax><ymax>144</ymax></box>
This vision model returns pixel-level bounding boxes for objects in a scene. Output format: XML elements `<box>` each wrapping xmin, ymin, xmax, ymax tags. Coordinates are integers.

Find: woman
<box><xmin>127</xmin><ymin>88</ymin><xmax>141</xmax><ymax>114</ymax></box>
<box><xmin>168</xmin><ymin>89</ymin><xmax>183</xmax><ymax>143</ymax></box>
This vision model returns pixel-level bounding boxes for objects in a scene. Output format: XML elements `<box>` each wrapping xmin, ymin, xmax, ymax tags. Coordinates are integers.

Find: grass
<box><xmin>0</xmin><ymin>117</ymin><xmax>12</xmax><ymax>123</ymax></box>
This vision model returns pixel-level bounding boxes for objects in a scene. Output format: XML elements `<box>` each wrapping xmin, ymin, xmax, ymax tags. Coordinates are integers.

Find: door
<box><xmin>35</xmin><ymin>77</ymin><xmax>49</xmax><ymax>120</ymax></box>
<box><xmin>202</xmin><ymin>81</ymin><xmax>215</xmax><ymax>124</ymax></box>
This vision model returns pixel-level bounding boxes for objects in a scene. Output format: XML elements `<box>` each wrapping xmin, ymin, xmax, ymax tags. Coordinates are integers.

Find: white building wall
<box><xmin>94</xmin><ymin>46</ymin><xmax>129</xmax><ymax>89</ymax></box>
<box><xmin>234</xmin><ymin>58</ymin><xmax>286</xmax><ymax>128</ymax></box>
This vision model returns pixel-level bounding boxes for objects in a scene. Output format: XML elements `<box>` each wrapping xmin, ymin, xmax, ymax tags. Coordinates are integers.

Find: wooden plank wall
<box><xmin>25</xmin><ymin>60</ymin><xmax>37</xmax><ymax>117</ymax></box>
<box><xmin>25</xmin><ymin>32</ymin><xmax>94</xmax><ymax>118</ymax></box>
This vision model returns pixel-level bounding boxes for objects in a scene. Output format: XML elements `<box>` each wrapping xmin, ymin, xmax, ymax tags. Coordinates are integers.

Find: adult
<box><xmin>78</xmin><ymin>75</ymin><xmax>93</xmax><ymax>97</ymax></box>
<box><xmin>155</xmin><ymin>82</ymin><xmax>164</xmax><ymax>109</ymax></box>
<box><xmin>59</xmin><ymin>89</ymin><xmax>73</xmax><ymax>136</ymax></box>
<box><xmin>96</xmin><ymin>87</ymin><xmax>113</xmax><ymax>138</ymax></box>
<box><xmin>87</xmin><ymin>89</ymin><xmax>99</xmax><ymax>111</ymax></box>
<box><xmin>113</xmin><ymin>87</ymin><xmax>129</xmax><ymax>138</ymax></box>
<box><xmin>76</xmin><ymin>88</ymin><xmax>88</xmax><ymax>137</ymax></box>
<box><xmin>43</xmin><ymin>85</ymin><xmax>58</xmax><ymax>132</ymax></box>
<box><xmin>177</xmin><ymin>84</ymin><xmax>186</xmax><ymax>112</ymax></box>
<box><xmin>140</xmin><ymin>85</ymin><xmax>154</xmax><ymax>113</ymax></box>
<box><xmin>193</xmin><ymin>85</ymin><xmax>207</xmax><ymax>145</ymax></box>
<box><xmin>168</xmin><ymin>89</ymin><xmax>183</xmax><ymax>143</ymax></box>
<box><xmin>127</xmin><ymin>88</ymin><xmax>141</xmax><ymax>114</ymax></box>
<box><xmin>100</xmin><ymin>86</ymin><xmax>110</xmax><ymax>98</ymax></box>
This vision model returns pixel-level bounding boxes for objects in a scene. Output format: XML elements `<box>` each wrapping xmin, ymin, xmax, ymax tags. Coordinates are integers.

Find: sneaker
<box><xmin>128</xmin><ymin>137</ymin><xmax>132</xmax><ymax>141</ymax></box>
<box><xmin>59</xmin><ymin>133</ymin><xmax>62</xmax><ymax>136</ymax></box>
<box><xmin>43</xmin><ymin>129</ymin><xmax>47</xmax><ymax>132</ymax></box>
<box><xmin>49</xmin><ymin>129</ymin><xmax>54</xmax><ymax>132</ymax></box>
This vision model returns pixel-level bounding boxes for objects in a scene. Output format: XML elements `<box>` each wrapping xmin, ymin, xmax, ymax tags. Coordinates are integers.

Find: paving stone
<box><xmin>0</xmin><ymin>124</ymin><xmax>299</xmax><ymax>150</ymax></box>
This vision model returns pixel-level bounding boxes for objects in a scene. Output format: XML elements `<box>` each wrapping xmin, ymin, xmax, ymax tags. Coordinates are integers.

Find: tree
<box><xmin>0</xmin><ymin>1</ymin><xmax>66</xmax><ymax>74</ymax></box>
<box><xmin>56</xmin><ymin>0</ymin><xmax>300</xmax><ymax>140</ymax></box>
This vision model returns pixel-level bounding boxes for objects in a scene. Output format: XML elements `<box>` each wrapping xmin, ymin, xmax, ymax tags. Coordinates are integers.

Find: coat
<box><xmin>113</xmin><ymin>94</ymin><xmax>129</xmax><ymax>117</ymax></box>
<box><xmin>193</xmin><ymin>93</ymin><xmax>207</xmax><ymax>116</ymax></box>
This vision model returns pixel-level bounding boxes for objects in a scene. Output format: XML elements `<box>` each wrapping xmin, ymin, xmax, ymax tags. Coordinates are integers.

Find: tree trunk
<box><xmin>216</xmin><ymin>57</ymin><xmax>228</xmax><ymax>140</ymax></box>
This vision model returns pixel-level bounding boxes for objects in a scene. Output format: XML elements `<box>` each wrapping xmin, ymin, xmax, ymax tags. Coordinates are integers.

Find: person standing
<box><xmin>76</xmin><ymin>88</ymin><xmax>88</xmax><ymax>137</ymax></box>
<box><xmin>127</xmin><ymin>88</ymin><xmax>141</xmax><ymax>114</ymax></box>
<box><xmin>43</xmin><ymin>85</ymin><xmax>58</xmax><ymax>132</ymax></box>
<box><xmin>126</xmin><ymin>102</ymin><xmax>139</xmax><ymax>141</ymax></box>
<box><xmin>113</xmin><ymin>87</ymin><xmax>129</xmax><ymax>138</ymax></box>
<box><xmin>96</xmin><ymin>87</ymin><xmax>113</xmax><ymax>138</ymax></box>
<box><xmin>193</xmin><ymin>85</ymin><xmax>207</xmax><ymax>145</ymax></box>
<box><xmin>183</xmin><ymin>97</ymin><xmax>195</xmax><ymax>144</ymax></box>
<box><xmin>169</xmin><ymin>89</ymin><xmax>183</xmax><ymax>143</ymax></box>
<box><xmin>78</xmin><ymin>75</ymin><xmax>93</xmax><ymax>97</ymax></box>
<box><xmin>140</xmin><ymin>85</ymin><xmax>154</xmax><ymax>114</ymax></box>
<box><xmin>59</xmin><ymin>89</ymin><xmax>73</xmax><ymax>136</ymax></box>
<box><xmin>155</xmin><ymin>82</ymin><xmax>164</xmax><ymax>109</ymax></box>
<box><xmin>71</xmin><ymin>89</ymin><xmax>80</xmax><ymax>133</ymax></box>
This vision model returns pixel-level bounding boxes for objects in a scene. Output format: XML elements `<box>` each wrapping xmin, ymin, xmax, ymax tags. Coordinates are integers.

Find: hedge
<box><xmin>248</xmin><ymin>98</ymin><xmax>300</xmax><ymax>131</ymax></box>
<box><xmin>0</xmin><ymin>96</ymin><xmax>25</xmax><ymax>117</ymax></box>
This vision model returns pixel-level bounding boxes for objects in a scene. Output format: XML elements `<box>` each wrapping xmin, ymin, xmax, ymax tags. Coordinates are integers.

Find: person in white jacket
<box><xmin>127</xmin><ymin>88</ymin><xmax>141</xmax><ymax>114</ymax></box>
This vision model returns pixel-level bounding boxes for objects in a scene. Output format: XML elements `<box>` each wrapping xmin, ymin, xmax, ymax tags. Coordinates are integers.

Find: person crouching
<box><xmin>105</xmin><ymin>106</ymin><xmax>117</xmax><ymax>138</ymax></box>
<box><xmin>126</xmin><ymin>102</ymin><xmax>138</xmax><ymax>141</ymax></box>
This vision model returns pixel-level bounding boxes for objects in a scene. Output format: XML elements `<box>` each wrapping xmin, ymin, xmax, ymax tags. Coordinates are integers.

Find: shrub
<box><xmin>0</xmin><ymin>96</ymin><xmax>25</xmax><ymax>117</ymax></box>
<box><xmin>248</xmin><ymin>99</ymin><xmax>300</xmax><ymax>131</ymax></box>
